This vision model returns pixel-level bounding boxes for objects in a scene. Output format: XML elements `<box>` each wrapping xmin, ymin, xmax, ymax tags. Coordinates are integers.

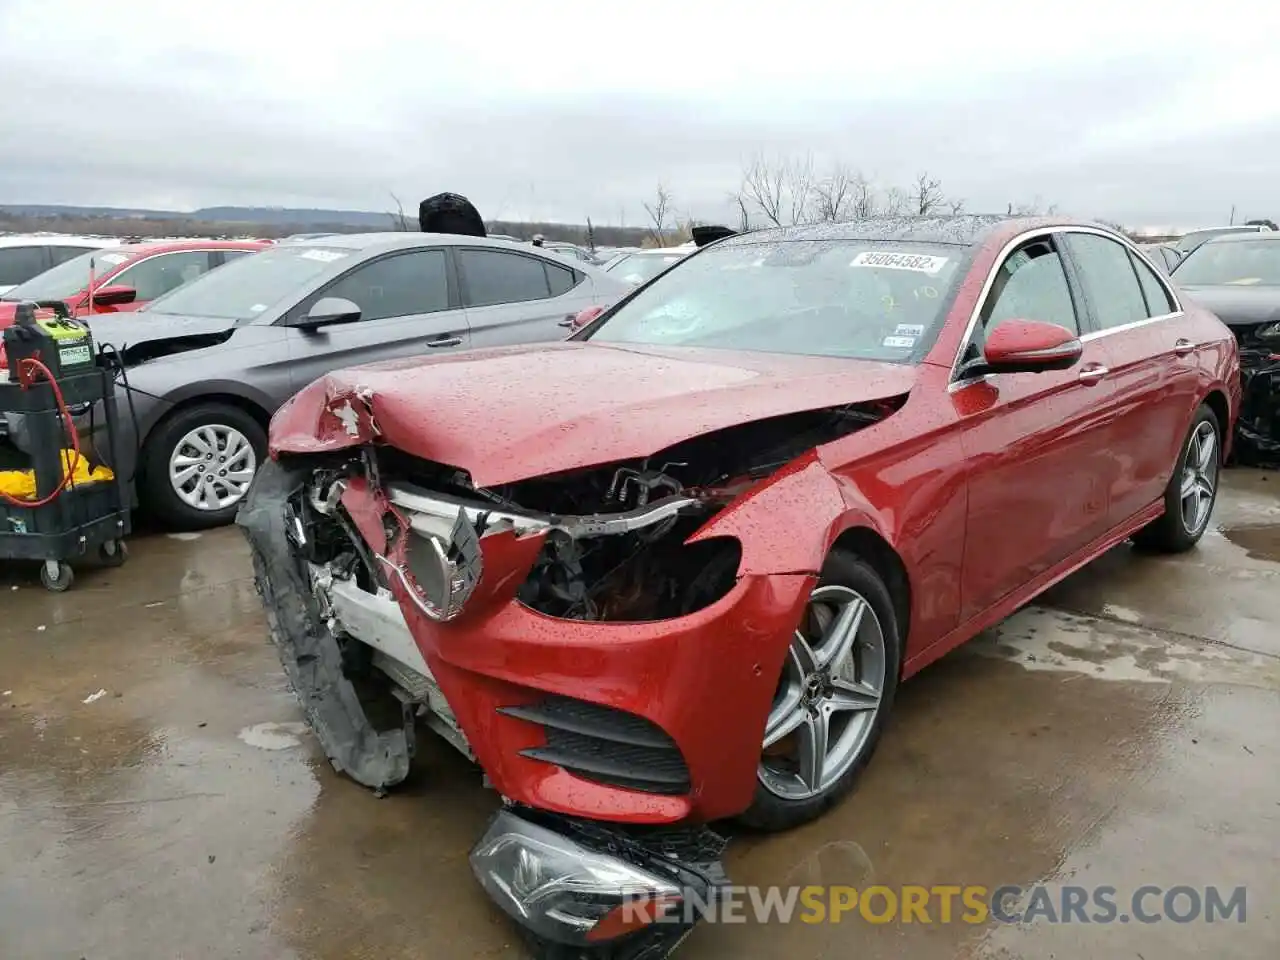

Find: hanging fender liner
<box><xmin>237</xmin><ymin>459</ymin><xmax>411</xmax><ymax>790</ymax></box>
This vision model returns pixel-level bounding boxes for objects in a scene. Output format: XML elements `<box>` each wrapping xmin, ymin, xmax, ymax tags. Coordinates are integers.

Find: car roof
<box><xmin>627</xmin><ymin>246</ymin><xmax>693</xmax><ymax>256</ymax></box>
<box><xmin>1197</xmin><ymin>231</ymin><xmax>1280</xmax><ymax>245</ymax></box>
<box><xmin>117</xmin><ymin>238</ymin><xmax>271</xmax><ymax>256</ymax></box>
<box><xmin>0</xmin><ymin>235</ymin><xmax>120</xmax><ymax>248</ymax></box>
<box><xmin>718</xmin><ymin>215</ymin><xmax>1089</xmax><ymax>249</ymax></box>
<box><xmin>292</xmin><ymin>232</ymin><xmax>602</xmax><ymax>267</ymax></box>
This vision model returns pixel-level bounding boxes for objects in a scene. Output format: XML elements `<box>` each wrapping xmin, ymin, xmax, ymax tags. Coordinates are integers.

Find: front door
<box><xmin>954</xmin><ymin>232</ymin><xmax>1114</xmax><ymax>619</ymax></box>
<box><xmin>283</xmin><ymin>247</ymin><xmax>470</xmax><ymax>392</ymax></box>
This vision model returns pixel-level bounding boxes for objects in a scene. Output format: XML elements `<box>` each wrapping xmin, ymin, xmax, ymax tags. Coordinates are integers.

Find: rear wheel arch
<box><xmin>829</xmin><ymin>525</ymin><xmax>912</xmax><ymax>666</ymax></box>
<box><xmin>1201</xmin><ymin>388</ymin><xmax>1229</xmax><ymax>461</ymax></box>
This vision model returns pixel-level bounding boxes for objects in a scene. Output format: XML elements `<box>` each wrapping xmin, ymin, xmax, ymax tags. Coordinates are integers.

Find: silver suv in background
<box><xmin>12</xmin><ymin>233</ymin><xmax>630</xmax><ymax>529</ymax></box>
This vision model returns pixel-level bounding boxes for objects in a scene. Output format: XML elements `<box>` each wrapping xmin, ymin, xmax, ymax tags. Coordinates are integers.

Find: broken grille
<box><xmin>499</xmin><ymin>695</ymin><xmax>691</xmax><ymax>795</ymax></box>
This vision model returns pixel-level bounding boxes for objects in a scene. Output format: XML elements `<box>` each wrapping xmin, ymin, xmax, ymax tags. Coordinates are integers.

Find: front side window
<box><xmin>1173</xmin><ymin>239</ymin><xmax>1280</xmax><ymax>287</ymax></box>
<box><xmin>0</xmin><ymin>246</ymin><xmax>47</xmax><ymax>286</ymax></box>
<box><xmin>981</xmin><ymin>238</ymin><xmax>1079</xmax><ymax>335</ymax></box>
<box><xmin>1061</xmin><ymin>233</ymin><xmax>1149</xmax><ymax>330</ymax></box>
<box><xmin>585</xmin><ymin>240</ymin><xmax>963</xmax><ymax>362</ymax></box>
<box><xmin>320</xmin><ymin>249</ymin><xmax>449</xmax><ymax>321</ymax></box>
<box><xmin>112</xmin><ymin>251</ymin><xmax>216</xmax><ymax>300</ymax></box>
<box><xmin>606</xmin><ymin>253</ymin><xmax>685</xmax><ymax>285</ymax></box>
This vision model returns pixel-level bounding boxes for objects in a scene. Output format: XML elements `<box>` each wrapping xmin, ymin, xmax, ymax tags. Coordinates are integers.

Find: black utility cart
<box><xmin>0</xmin><ymin>302</ymin><xmax>130</xmax><ymax>591</ymax></box>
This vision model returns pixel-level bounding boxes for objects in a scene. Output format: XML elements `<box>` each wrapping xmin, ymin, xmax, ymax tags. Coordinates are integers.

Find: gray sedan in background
<box><xmin>52</xmin><ymin>233</ymin><xmax>629</xmax><ymax>529</ymax></box>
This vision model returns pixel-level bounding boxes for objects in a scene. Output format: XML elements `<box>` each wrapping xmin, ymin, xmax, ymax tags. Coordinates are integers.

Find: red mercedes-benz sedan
<box><xmin>241</xmin><ymin>216</ymin><xmax>1240</xmax><ymax>955</ymax></box>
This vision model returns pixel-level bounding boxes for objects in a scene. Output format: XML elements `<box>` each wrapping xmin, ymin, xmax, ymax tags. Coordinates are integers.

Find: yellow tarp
<box><xmin>0</xmin><ymin>451</ymin><xmax>114</xmax><ymax>501</ymax></box>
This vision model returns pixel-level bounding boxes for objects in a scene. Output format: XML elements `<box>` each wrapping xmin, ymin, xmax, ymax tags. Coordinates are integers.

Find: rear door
<box><xmin>283</xmin><ymin>247</ymin><xmax>468</xmax><ymax>391</ymax></box>
<box><xmin>1059</xmin><ymin>231</ymin><xmax>1199</xmax><ymax>525</ymax></box>
<box><xmin>457</xmin><ymin>247</ymin><xmax>600</xmax><ymax>346</ymax></box>
<box><xmin>954</xmin><ymin>232</ymin><xmax>1115</xmax><ymax>619</ymax></box>
<box><xmin>0</xmin><ymin>245</ymin><xmax>49</xmax><ymax>292</ymax></box>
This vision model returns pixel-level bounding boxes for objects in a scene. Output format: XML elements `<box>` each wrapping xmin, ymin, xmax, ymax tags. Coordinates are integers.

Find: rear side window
<box><xmin>0</xmin><ymin>246</ymin><xmax>46</xmax><ymax>285</ymax></box>
<box><xmin>322</xmin><ymin>249</ymin><xmax>450</xmax><ymax>321</ymax></box>
<box><xmin>546</xmin><ymin>261</ymin><xmax>578</xmax><ymax>296</ymax></box>
<box><xmin>48</xmin><ymin>245</ymin><xmax>98</xmax><ymax>267</ymax></box>
<box><xmin>459</xmin><ymin>249</ymin><xmax>570</xmax><ymax>306</ymax></box>
<box><xmin>1128</xmin><ymin>251</ymin><xmax>1176</xmax><ymax>316</ymax></box>
<box><xmin>1061</xmin><ymin>233</ymin><xmax>1149</xmax><ymax>330</ymax></box>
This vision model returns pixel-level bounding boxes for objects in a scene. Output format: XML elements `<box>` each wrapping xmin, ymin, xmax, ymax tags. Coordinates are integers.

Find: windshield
<box><xmin>585</xmin><ymin>239</ymin><xmax>961</xmax><ymax>362</ymax></box>
<box><xmin>3</xmin><ymin>248</ymin><xmax>133</xmax><ymax>301</ymax></box>
<box><xmin>605</xmin><ymin>252</ymin><xmax>687</xmax><ymax>285</ymax></box>
<box><xmin>144</xmin><ymin>245</ymin><xmax>351</xmax><ymax>320</ymax></box>
<box><xmin>1173</xmin><ymin>240</ymin><xmax>1280</xmax><ymax>286</ymax></box>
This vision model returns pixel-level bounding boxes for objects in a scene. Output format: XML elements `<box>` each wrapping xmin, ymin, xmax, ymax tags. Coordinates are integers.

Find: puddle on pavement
<box><xmin>974</xmin><ymin>605</ymin><xmax>1280</xmax><ymax>687</ymax></box>
<box><xmin>1218</xmin><ymin>522</ymin><xmax>1280</xmax><ymax>563</ymax></box>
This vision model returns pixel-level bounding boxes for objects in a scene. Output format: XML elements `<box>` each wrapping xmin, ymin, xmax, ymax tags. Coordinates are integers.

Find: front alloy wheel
<box><xmin>740</xmin><ymin>552</ymin><xmax>901</xmax><ymax>831</ymax></box>
<box><xmin>759</xmin><ymin>585</ymin><xmax>887</xmax><ymax>801</ymax></box>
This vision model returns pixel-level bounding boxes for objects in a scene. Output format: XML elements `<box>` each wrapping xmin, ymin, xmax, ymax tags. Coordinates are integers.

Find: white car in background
<box><xmin>0</xmin><ymin>235</ymin><xmax>121</xmax><ymax>295</ymax></box>
<box><xmin>601</xmin><ymin>244</ymin><xmax>694</xmax><ymax>285</ymax></box>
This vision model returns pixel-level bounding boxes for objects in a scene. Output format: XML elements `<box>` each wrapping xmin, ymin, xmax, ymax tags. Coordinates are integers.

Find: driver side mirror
<box><xmin>87</xmin><ymin>284</ymin><xmax>137</xmax><ymax>307</ymax></box>
<box><xmin>967</xmin><ymin>319</ymin><xmax>1082</xmax><ymax>377</ymax></box>
<box><xmin>292</xmin><ymin>296</ymin><xmax>361</xmax><ymax>330</ymax></box>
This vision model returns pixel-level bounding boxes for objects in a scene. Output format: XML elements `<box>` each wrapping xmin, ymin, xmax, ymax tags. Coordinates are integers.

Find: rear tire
<box><xmin>140</xmin><ymin>402</ymin><xmax>267</xmax><ymax>531</ymax></box>
<box><xmin>739</xmin><ymin>550</ymin><xmax>901</xmax><ymax>832</ymax></box>
<box><xmin>1132</xmin><ymin>404</ymin><xmax>1220</xmax><ymax>554</ymax></box>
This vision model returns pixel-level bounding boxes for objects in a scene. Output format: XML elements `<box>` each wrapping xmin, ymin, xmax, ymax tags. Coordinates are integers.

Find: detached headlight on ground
<box><xmin>470</xmin><ymin>809</ymin><xmax>683</xmax><ymax>946</ymax></box>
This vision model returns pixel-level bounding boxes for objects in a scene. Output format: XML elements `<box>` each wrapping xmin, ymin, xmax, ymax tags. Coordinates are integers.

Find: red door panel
<box><xmin>954</xmin><ymin>342</ymin><xmax>1114</xmax><ymax>620</ymax></box>
<box><xmin>1094</xmin><ymin>318</ymin><xmax>1203</xmax><ymax>524</ymax></box>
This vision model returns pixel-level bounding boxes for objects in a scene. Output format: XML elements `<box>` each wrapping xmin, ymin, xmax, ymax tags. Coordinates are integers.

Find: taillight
<box><xmin>570</xmin><ymin>305</ymin><xmax>607</xmax><ymax>332</ymax></box>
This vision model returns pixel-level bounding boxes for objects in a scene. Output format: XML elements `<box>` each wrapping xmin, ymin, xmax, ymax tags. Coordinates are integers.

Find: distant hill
<box><xmin>0</xmin><ymin>203</ymin><xmax>400</xmax><ymax>228</ymax></box>
<box><xmin>0</xmin><ymin>203</ymin><xmax>654</xmax><ymax>247</ymax></box>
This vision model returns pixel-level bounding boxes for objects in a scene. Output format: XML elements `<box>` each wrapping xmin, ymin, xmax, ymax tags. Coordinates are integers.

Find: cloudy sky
<box><xmin>1</xmin><ymin>0</ymin><xmax>1278</xmax><ymax>227</ymax></box>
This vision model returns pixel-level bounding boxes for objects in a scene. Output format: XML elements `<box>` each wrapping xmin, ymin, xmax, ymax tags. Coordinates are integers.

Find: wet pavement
<box><xmin>2</xmin><ymin>470</ymin><xmax>1277</xmax><ymax>959</ymax></box>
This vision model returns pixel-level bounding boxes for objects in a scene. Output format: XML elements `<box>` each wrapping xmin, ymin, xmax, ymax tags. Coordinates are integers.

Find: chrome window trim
<box><xmin>948</xmin><ymin>225</ymin><xmax>1185</xmax><ymax>389</ymax></box>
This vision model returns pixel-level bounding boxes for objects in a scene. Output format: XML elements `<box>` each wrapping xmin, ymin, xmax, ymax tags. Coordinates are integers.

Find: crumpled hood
<box><xmin>1179</xmin><ymin>285</ymin><xmax>1280</xmax><ymax>328</ymax></box>
<box><xmin>82</xmin><ymin>311</ymin><xmax>240</xmax><ymax>351</ymax></box>
<box><xmin>270</xmin><ymin>341</ymin><xmax>917</xmax><ymax>487</ymax></box>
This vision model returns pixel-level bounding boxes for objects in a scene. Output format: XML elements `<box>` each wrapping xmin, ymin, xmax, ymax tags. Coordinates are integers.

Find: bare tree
<box><xmin>850</xmin><ymin>173</ymin><xmax>878</xmax><ymax>220</ymax></box>
<box><xmin>882</xmin><ymin>186</ymin><xmax>908</xmax><ymax>217</ymax></box>
<box><xmin>787</xmin><ymin>153</ymin><xmax>815</xmax><ymax>226</ymax></box>
<box><xmin>586</xmin><ymin>216</ymin><xmax>596</xmax><ymax>252</ymax></box>
<box><xmin>1006</xmin><ymin>197</ymin><xmax>1059</xmax><ymax>216</ymax></box>
<box><xmin>730</xmin><ymin>192</ymin><xmax>752</xmax><ymax>233</ymax></box>
<box><xmin>947</xmin><ymin>197</ymin><xmax>966</xmax><ymax>215</ymax></box>
<box><xmin>387</xmin><ymin>191</ymin><xmax>411</xmax><ymax>231</ymax></box>
<box><xmin>643</xmin><ymin>183</ymin><xmax>674</xmax><ymax>245</ymax></box>
<box><xmin>911</xmin><ymin>173</ymin><xmax>946</xmax><ymax>216</ymax></box>
<box><xmin>740</xmin><ymin>154</ymin><xmax>788</xmax><ymax>227</ymax></box>
<box><xmin>810</xmin><ymin>161</ymin><xmax>859</xmax><ymax>223</ymax></box>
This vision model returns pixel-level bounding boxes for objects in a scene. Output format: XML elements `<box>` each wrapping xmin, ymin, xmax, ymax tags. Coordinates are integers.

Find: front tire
<box><xmin>1132</xmin><ymin>403</ymin><xmax>1220</xmax><ymax>553</ymax></box>
<box><xmin>739</xmin><ymin>550</ymin><xmax>902</xmax><ymax>831</ymax></box>
<box><xmin>140</xmin><ymin>402</ymin><xmax>267</xmax><ymax>530</ymax></box>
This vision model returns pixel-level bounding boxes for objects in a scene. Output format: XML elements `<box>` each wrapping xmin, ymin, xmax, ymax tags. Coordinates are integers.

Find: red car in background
<box><xmin>0</xmin><ymin>239</ymin><xmax>268</xmax><ymax>366</ymax></box>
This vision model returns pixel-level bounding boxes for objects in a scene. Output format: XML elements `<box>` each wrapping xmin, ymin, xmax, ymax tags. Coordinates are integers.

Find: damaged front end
<box><xmin>1233</xmin><ymin>321</ymin><xmax>1280</xmax><ymax>466</ymax></box>
<box><xmin>239</xmin><ymin>387</ymin><xmax>899</xmax><ymax>957</ymax></box>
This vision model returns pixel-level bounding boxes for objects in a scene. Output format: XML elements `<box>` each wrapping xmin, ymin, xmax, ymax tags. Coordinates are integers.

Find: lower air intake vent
<box><xmin>499</xmin><ymin>696</ymin><xmax>691</xmax><ymax>795</ymax></box>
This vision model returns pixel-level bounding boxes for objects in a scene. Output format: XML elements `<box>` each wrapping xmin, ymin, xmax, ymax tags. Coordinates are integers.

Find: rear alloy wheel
<box><xmin>740</xmin><ymin>552</ymin><xmax>901</xmax><ymax>831</ymax></box>
<box><xmin>1133</xmin><ymin>404</ymin><xmax>1221</xmax><ymax>553</ymax></box>
<box><xmin>141</xmin><ymin>402</ymin><xmax>267</xmax><ymax>531</ymax></box>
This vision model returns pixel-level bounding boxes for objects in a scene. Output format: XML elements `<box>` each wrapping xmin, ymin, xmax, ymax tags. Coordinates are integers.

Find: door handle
<box><xmin>1174</xmin><ymin>338</ymin><xmax>1196</xmax><ymax>356</ymax></box>
<box><xmin>426</xmin><ymin>336</ymin><xmax>463</xmax><ymax>348</ymax></box>
<box><xmin>557</xmin><ymin>314</ymin><xmax>576</xmax><ymax>328</ymax></box>
<box><xmin>1077</xmin><ymin>364</ymin><xmax>1109</xmax><ymax>385</ymax></box>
